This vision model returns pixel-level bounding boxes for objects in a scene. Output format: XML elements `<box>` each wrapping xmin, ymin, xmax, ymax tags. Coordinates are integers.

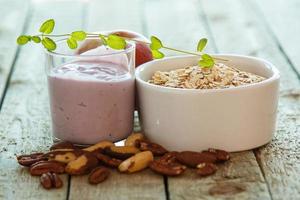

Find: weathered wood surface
<box><xmin>0</xmin><ymin>0</ymin><xmax>29</xmax><ymax>104</ymax></box>
<box><xmin>201</xmin><ymin>0</ymin><xmax>300</xmax><ymax>199</ymax></box>
<box><xmin>0</xmin><ymin>1</ymin><xmax>84</xmax><ymax>199</ymax></box>
<box><xmin>144</xmin><ymin>0</ymin><xmax>215</xmax><ymax>55</ymax></box>
<box><xmin>68</xmin><ymin>1</ymin><xmax>166</xmax><ymax>199</ymax></box>
<box><xmin>0</xmin><ymin>0</ymin><xmax>300</xmax><ymax>199</ymax></box>
<box><xmin>255</xmin><ymin>0</ymin><xmax>300</xmax><ymax>75</ymax></box>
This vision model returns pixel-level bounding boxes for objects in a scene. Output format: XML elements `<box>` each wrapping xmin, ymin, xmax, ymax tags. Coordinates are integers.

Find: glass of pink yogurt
<box><xmin>45</xmin><ymin>37</ymin><xmax>135</xmax><ymax>145</ymax></box>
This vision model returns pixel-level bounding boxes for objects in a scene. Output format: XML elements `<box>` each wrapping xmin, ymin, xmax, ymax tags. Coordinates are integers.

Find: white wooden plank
<box><xmin>255</xmin><ymin>0</ymin><xmax>300</xmax><ymax>75</ymax></box>
<box><xmin>201</xmin><ymin>0</ymin><xmax>300</xmax><ymax>199</ymax></box>
<box><xmin>70</xmin><ymin>169</ymin><xmax>165</xmax><ymax>200</ymax></box>
<box><xmin>0</xmin><ymin>1</ymin><xmax>84</xmax><ymax>199</ymax></box>
<box><xmin>144</xmin><ymin>0</ymin><xmax>271</xmax><ymax>199</ymax></box>
<box><xmin>201</xmin><ymin>0</ymin><xmax>300</xmax><ymax>91</ymax></box>
<box><xmin>87</xmin><ymin>0</ymin><xmax>144</xmax><ymax>33</ymax></box>
<box><xmin>0</xmin><ymin>0</ymin><xmax>29</xmax><ymax>103</ymax></box>
<box><xmin>68</xmin><ymin>1</ymin><xmax>166</xmax><ymax>199</ymax></box>
<box><xmin>169</xmin><ymin>153</ymin><xmax>270</xmax><ymax>200</ymax></box>
<box><xmin>144</xmin><ymin>0</ymin><xmax>214</xmax><ymax>56</ymax></box>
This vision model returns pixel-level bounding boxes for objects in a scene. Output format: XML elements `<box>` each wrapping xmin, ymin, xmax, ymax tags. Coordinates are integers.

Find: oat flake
<box><xmin>148</xmin><ymin>63</ymin><xmax>265</xmax><ymax>89</ymax></box>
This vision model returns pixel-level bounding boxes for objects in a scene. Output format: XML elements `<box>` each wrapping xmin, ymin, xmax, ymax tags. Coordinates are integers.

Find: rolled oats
<box><xmin>148</xmin><ymin>63</ymin><xmax>265</xmax><ymax>89</ymax></box>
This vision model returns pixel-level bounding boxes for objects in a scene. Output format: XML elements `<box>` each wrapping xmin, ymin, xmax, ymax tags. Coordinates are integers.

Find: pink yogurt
<box><xmin>47</xmin><ymin>60</ymin><xmax>135</xmax><ymax>144</ymax></box>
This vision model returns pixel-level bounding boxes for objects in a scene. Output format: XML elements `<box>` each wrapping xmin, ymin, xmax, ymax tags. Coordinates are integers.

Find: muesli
<box><xmin>148</xmin><ymin>63</ymin><xmax>265</xmax><ymax>89</ymax></box>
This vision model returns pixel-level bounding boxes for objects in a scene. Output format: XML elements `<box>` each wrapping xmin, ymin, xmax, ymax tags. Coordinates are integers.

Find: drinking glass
<box><xmin>45</xmin><ymin>36</ymin><xmax>135</xmax><ymax>145</ymax></box>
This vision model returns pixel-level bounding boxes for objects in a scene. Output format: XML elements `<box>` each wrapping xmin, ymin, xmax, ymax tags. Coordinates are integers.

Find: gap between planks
<box><xmin>0</xmin><ymin>0</ymin><xmax>30</xmax><ymax>110</ymax></box>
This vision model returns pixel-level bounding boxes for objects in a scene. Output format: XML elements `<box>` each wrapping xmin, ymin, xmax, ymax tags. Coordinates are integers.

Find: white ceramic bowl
<box><xmin>135</xmin><ymin>55</ymin><xmax>280</xmax><ymax>152</ymax></box>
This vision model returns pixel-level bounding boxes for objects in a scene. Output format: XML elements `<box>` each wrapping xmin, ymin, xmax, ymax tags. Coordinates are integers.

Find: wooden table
<box><xmin>0</xmin><ymin>0</ymin><xmax>299</xmax><ymax>199</ymax></box>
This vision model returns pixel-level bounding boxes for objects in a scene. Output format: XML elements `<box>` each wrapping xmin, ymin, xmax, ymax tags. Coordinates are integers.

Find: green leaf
<box><xmin>31</xmin><ymin>36</ymin><xmax>41</xmax><ymax>43</ymax></box>
<box><xmin>39</xmin><ymin>19</ymin><xmax>55</xmax><ymax>34</ymax></box>
<box><xmin>42</xmin><ymin>37</ymin><xmax>56</xmax><ymax>51</ymax></box>
<box><xmin>150</xmin><ymin>36</ymin><xmax>163</xmax><ymax>50</ymax></box>
<box><xmin>151</xmin><ymin>50</ymin><xmax>164</xmax><ymax>59</ymax></box>
<box><xmin>198</xmin><ymin>54</ymin><xmax>215</xmax><ymax>68</ymax></box>
<box><xmin>71</xmin><ymin>31</ymin><xmax>86</xmax><ymax>41</ymax></box>
<box><xmin>107</xmin><ymin>34</ymin><xmax>126</xmax><ymax>50</ymax></box>
<box><xmin>99</xmin><ymin>34</ymin><xmax>107</xmax><ymax>45</ymax></box>
<box><xmin>17</xmin><ymin>35</ymin><xmax>30</xmax><ymax>45</ymax></box>
<box><xmin>197</xmin><ymin>38</ymin><xmax>207</xmax><ymax>52</ymax></box>
<box><xmin>67</xmin><ymin>37</ymin><xmax>78</xmax><ymax>49</ymax></box>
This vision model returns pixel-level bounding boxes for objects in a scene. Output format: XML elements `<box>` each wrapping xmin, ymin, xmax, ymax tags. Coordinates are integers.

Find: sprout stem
<box><xmin>34</xmin><ymin>33</ymin><xmax>228</xmax><ymax>62</ymax></box>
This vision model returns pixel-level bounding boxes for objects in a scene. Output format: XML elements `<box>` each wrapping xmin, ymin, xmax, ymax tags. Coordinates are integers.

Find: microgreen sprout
<box><xmin>17</xmin><ymin>19</ymin><xmax>227</xmax><ymax>68</ymax></box>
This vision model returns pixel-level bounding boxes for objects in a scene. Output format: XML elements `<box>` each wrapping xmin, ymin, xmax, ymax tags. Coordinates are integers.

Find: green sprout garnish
<box><xmin>17</xmin><ymin>19</ymin><xmax>227</xmax><ymax>68</ymax></box>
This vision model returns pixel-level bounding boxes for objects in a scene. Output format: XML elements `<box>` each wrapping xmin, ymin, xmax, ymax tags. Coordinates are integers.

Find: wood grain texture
<box><xmin>0</xmin><ymin>1</ymin><xmax>84</xmax><ymax>199</ymax></box>
<box><xmin>0</xmin><ymin>0</ymin><xmax>29</xmax><ymax>103</ymax></box>
<box><xmin>201</xmin><ymin>0</ymin><xmax>300</xmax><ymax>199</ymax></box>
<box><xmin>255</xmin><ymin>0</ymin><xmax>300</xmax><ymax>75</ymax></box>
<box><xmin>87</xmin><ymin>0</ymin><xmax>144</xmax><ymax>33</ymax></box>
<box><xmin>169</xmin><ymin>153</ymin><xmax>270</xmax><ymax>200</ymax></box>
<box><xmin>70</xmin><ymin>169</ymin><xmax>165</xmax><ymax>200</ymax></box>
<box><xmin>144</xmin><ymin>0</ymin><xmax>215</xmax><ymax>56</ymax></box>
<box><xmin>145</xmin><ymin>0</ymin><xmax>270</xmax><ymax>199</ymax></box>
<box><xmin>68</xmin><ymin>1</ymin><xmax>166</xmax><ymax>199</ymax></box>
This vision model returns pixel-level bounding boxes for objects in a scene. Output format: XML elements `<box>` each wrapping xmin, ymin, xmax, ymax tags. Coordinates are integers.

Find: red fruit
<box><xmin>135</xmin><ymin>42</ymin><xmax>153</xmax><ymax>67</ymax></box>
<box><xmin>110</xmin><ymin>30</ymin><xmax>153</xmax><ymax>67</ymax></box>
<box><xmin>77</xmin><ymin>30</ymin><xmax>153</xmax><ymax>67</ymax></box>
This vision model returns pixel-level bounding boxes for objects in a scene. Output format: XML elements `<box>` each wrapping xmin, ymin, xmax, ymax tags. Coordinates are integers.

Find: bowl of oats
<box><xmin>135</xmin><ymin>54</ymin><xmax>280</xmax><ymax>152</ymax></box>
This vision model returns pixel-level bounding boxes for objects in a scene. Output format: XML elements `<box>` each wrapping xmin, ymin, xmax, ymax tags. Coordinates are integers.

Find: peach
<box><xmin>76</xmin><ymin>30</ymin><xmax>153</xmax><ymax>67</ymax></box>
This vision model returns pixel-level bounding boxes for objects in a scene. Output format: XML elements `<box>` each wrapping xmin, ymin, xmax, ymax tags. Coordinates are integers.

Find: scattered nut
<box><xmin>30</xmin><ymin>161</ymin><xmax>65</xmax><ymax>176</ymax></box>
<box><xmin>40</xmin><ymin>173</ymin><xmax>52</xmax><ymax>189</ymax></box>
<box><xmin>118</xmin><ymin>151</ymin><xmax>154</xmax><ymax>173</ymax></box>
<box><xmin>16</xmin><ymin>139</ymin><xmax>231</xmax><ymax>191</ymax></box>
<box><xmin>50</xmin><ymin>141</ymin><xmax>75</xmax><ymax>151</ymax></box>
<box><xmin>104</xmin><ymin>146</ymin><xmax>140</xmax><ymax>160</ymax></box>
<box><xmin>17</xmin><ymin>153</ymin><xmax>46</xmax><ymax>167</ymax></box>
<box><xmin>136</xmin><ymin>140</ymin><xmax>168</xmax><ymax>156</ymax></box>
<box><xmin>88</xmin><ymin>166</ymin><xmax>110</xmax><ymax>184</ymax></box>
<box><xmin>150</xmin><ymin>153</ymin><xmax>186</xmax><ymax>176</ymax></box>
<box><xmin>196</xmin><ymin>163</ymin><xmax>217</xmax><ymax>176</ymax></box>
<box><xmin>40</xmin><ymin>172</ymin><xmax>63</xmax><ymax>189</ymax></box>
<box><xmin>125</xmin><ymin>133</ymin><xmax>145</xmax><ymax>147</ymax></box>
<box><xmin>176</xmin><ymin>151</ymin><xmax>217</xmax><ymax>168</ymax></box>
<box><xmin>83</xmin><ymin>141</ymin><xmax>115</xmax><ymax>153</ymax></box>
<box><xmin>44</xmin><ymin>149</ymin><xmax>84</xmax><ymax>164</ymax></box>
<box><xmin>65</xmin><ymin>153</ymin><xmax>98</xmax><ymax>175</ymax></box>
<box><xmin>203</xmin><ymin>148</ymin><xmax>230</xmax><ymax>162</ymax></box>
<box><xmin>95</xmin><ymin>152</ymin><xmax>122</xmax><ymax>168</ymax></box>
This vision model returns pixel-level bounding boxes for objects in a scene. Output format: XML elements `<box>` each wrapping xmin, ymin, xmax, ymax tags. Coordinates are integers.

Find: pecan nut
<box><xmin>103</xmin><ymin>146</ymin><xmax>140</xmax><ymax>160</ymax></box>
<box><xmin>50</xmin><ymin>141</ymin><xmax>75</xmax><ymax>151</ymax></box>
<box><xmin>30</xmin><ymin>161</ymin><xmax>65</xmax><ymax>176</ymax></box>
<box><xmin>136</xmin><ymin>140</ymin><xmax>168</xmax><ymax>156</ymax></box>
<box><xmin>203</xmin><ymin>148</ymin><xmax>230</xmax><ymax>162</ymax></box>
<box><xmin>88</xmin><ymin>166</ymin><xmax>110</xmax><ymax>184</ymax></box>
<box><xmin>95</xmin><ymin>152</ymin><xmax>122</xmax><ymax>168</ymax></box>
<box><xmin>149</xmin><ymin>152</ymin><xmax>185</xmax><ymax>176</ymax></box>
<box><xmin>176</xmin><ymin>151</ymin><xmax>217</xmax><ymax>168</ymax></box>
<box><xmin>196</xmin><ymin>163</ymin><xmax>217</xmax><ymax>176</ymax></box>
<box><xmin>65</xmin><ymin>153</ymin><xmax>98</xmax><ymax>175</ymax></box>
<box><xmin>17</xmin><ymin>153</ymin><xmax>46</xmax><ymax>167</ymax></box>
<box><xmin>40</xmin><ymin>172</ymin><xmax>63</xmax><ymax>189</ymax></box>
<box><xmin>118</xmin><ymin>151</ymin><xmax>153</xmax><ymax>173</ymax></box>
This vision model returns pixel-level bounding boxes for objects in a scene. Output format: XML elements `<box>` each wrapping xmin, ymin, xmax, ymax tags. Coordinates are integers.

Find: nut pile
<box><xmin>148</xmin><ymin>63</ymin><xmax>265</xmax><ymax>89</ymax></box>
<box><xmin>16</xmin><ymin>133</ymin><xmax>230</xmax><ymax>190</ymax></box>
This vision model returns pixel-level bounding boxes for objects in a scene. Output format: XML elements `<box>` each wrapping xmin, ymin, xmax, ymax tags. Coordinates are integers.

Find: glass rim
<box><xmin>44</xmin><ymin>36</ymin><xmax>135</xmax><ymax>58</ymax></box>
